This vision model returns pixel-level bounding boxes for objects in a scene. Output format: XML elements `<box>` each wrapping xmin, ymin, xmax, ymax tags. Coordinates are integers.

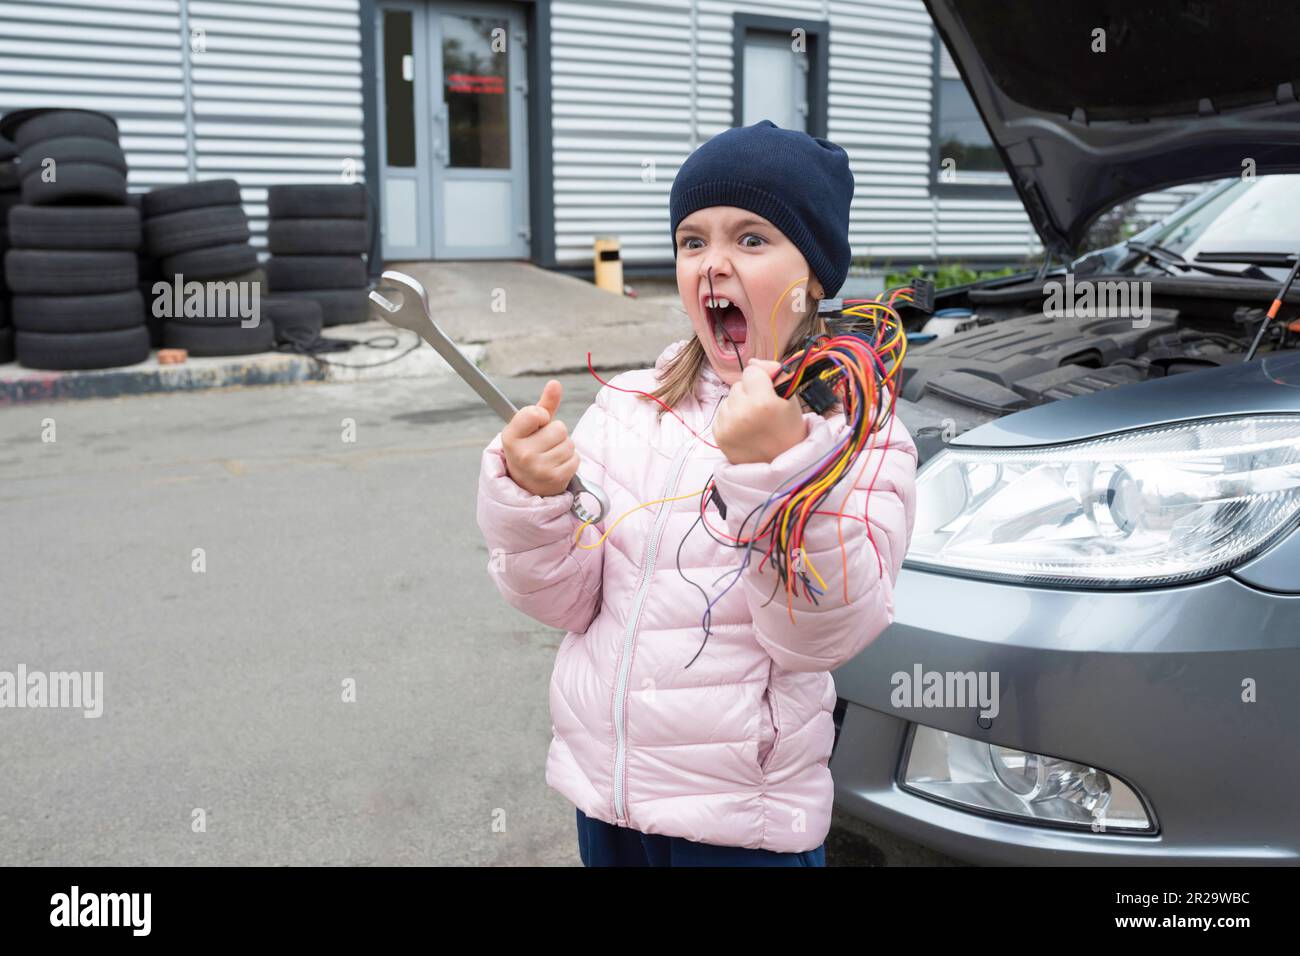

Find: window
<box><xmin>732</xmin><ymin>15</ymin><xmax>828</xmax><ymax>138</ymax></box>
<box><xmin>932</xmin><ymin>39</ymin><xmax>1012</xmax><ymax>191</ymax></box>
<box><xmin>382</xmin><ymin>10</ymin><xmax>416</xmax><ymax>168</ymax></box>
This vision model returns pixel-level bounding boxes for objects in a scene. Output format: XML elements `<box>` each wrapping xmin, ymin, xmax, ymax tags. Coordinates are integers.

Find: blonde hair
<box><xmin>640</xmin><ymin>297</ymin><xmax>830</xmax><ymax>421</ymax></box>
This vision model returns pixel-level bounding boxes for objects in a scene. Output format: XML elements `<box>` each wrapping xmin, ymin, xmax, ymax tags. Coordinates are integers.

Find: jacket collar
<box><xmin>654</xmin><ymin>338</ymin><xmax>731</xmax><ymax>404</ymax></box>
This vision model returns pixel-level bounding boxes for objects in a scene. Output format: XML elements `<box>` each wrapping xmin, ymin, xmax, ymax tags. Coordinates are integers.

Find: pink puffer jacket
<box><xmin>476</xmin><ymin>338</ymin><xmax>917</xmax><ymax>853</ymax></box>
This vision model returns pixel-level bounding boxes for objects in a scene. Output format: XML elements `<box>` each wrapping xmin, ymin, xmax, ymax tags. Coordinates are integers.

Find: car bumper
<box><xmin>829</xmin><ymin>567</ymin><xmax>1300</xmax><ymax>865</ymax></box>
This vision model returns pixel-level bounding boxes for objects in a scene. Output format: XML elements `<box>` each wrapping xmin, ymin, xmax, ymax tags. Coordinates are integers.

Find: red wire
<box><xmin>586</xmin><ymin>351</ymin><xmax>722</xmax><ymax>450</ymax></box>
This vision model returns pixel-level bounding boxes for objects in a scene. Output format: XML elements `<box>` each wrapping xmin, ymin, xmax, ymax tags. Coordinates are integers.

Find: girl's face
<box><xmin>675</xmin><ymin>205</ymin><xmax>823</xmax><ymax>386</ymax></box>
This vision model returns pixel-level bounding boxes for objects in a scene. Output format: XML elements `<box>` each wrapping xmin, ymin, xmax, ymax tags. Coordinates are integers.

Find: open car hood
<box><xmin>926</xmin><ymin>0</ymin><xmax>1300</xmax><ymax>257</ymax></box>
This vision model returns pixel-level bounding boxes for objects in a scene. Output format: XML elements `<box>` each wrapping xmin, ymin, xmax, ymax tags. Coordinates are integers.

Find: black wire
<box><xmin>304</xmin><ymin>330</ymin><xmax>423</xmax><ymax>369</ymax></box>
<box><xmin>674</xmin><ymin>512</ymin><xmax>714</xmax><ymax>646</ymax></box>
<box><xmin>707</xmin><ymin>266</ymin><xmax>744</xmax><ymax>367</ymax></box>
<box><xmin>679</xmin><ymin>273</ymin><xmax>886</xmax><ymax>666</ymax></box>
<box><xmin>682</xmin><ymin>489</ymin><xmax>778</xmax><ymax>669</ymax></box>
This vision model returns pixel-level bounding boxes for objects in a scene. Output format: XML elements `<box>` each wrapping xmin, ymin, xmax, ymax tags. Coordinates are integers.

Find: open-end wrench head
<box><xmin>369</xmin><ymin>270</ymin><xmax>436</xmax><ymax>338</ymax></box>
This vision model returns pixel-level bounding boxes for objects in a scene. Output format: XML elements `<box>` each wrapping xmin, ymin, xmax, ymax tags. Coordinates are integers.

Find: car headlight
<box><xmin>906</xmin><ymin>415</ymin><xmax>1300</xmax><ymax>587</ymax></box>
<box><xmin>903</xmin><ymin>725</ymin><xmax>1153</xmax><ymax>832</ymax></box>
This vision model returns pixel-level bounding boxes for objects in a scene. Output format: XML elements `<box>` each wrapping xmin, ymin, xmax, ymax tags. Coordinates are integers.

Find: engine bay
<box><xmin>884</xmin><ymin>280</ymin><xmax>1294</xmax><ymax>462</ymax></box>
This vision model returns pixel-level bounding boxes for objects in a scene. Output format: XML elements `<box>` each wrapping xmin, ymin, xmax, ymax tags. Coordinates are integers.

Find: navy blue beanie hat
<box><xmin>669</xmin><ymin>119</ymin><xmax>854</xmax><ymax>297</ymax></box>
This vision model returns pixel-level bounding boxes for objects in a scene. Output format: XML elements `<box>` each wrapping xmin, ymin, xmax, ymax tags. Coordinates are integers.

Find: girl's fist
<box><xmin>714</xmin><ymin>359</ymin><xmax>808</xmax><ymax>465</ymax></box>
<box><xmin>502</xmin><ymin>379</ymin><xmax>581</xmax><ymax>498</ymax></box>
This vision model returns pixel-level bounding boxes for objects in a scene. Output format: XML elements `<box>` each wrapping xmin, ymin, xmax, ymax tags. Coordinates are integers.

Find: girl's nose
<box><xmin>701</xmin><ymin>258</ymin><xmax>731</xmax><ymax>287</ymax></box>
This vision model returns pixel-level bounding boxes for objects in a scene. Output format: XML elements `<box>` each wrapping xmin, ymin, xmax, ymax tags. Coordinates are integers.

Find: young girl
<box><xmin>476</xmin><ymin>119</ymin><xmax>917</xmax><ymax>867</ymax></box>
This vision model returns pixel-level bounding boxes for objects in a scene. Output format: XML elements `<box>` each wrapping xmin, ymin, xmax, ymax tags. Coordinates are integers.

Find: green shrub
<box><xmin>879</xmin><ymin>262</ymin><xmax>1019</xmax><ymax>290</ymax></box>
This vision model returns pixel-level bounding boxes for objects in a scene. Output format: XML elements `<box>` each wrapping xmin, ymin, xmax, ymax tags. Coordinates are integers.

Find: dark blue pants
<box><xmin>576</xmin><ymin>807</ymin><xmax>826</xmax><ymax>867</ymax></box>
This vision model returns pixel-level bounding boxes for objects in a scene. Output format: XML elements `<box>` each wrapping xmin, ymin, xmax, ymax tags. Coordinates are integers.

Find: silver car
<box><xmin>831</xmin><ymin>1</ymin><xmax>1300</xmax><ymax>864</ymax></box>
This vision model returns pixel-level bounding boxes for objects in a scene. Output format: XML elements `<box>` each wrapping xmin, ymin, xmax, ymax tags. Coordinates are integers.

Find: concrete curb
<box><xmin>0</xmin><ymin>322</ymin><xmax>484</xmax><ymax>407</ymax></box>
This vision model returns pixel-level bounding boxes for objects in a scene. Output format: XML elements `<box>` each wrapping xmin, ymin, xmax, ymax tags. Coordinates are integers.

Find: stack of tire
<box><xmin>128</xmin><ymin>192</ymin><xmax>163</xmax><ymax>346</ymax></box>
<box><xmin>142</xmin><ymin>178</ymin><xmax>275</xmax><ymax>356</ymax></box>
<box><xmin>266</xmin><ymin>184</ymin><xmax>370</xmax><ymax>328</ymax></box>
<box><xmin>0</xmin><ymin>109</ymin><xmax>148</xmax><ymax>371</ymax></box>
<box><xmin>0</xmin><ymin>135</ymin><xmax>16</xmax><ymax>363</ymax></box>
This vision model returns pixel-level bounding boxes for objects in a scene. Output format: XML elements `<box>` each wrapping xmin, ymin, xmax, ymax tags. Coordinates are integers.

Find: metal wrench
<box><xmin>368</xmin><ymin>270</ymin><xmax>610</xmax><ymax>526</ymax></box>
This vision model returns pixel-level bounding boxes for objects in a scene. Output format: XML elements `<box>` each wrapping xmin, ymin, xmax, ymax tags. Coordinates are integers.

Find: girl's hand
<box><xmin>714</xmin><ymin>359</ymin><xmax>808</xmax><ymax>465</ymax></box>
<box><xmin>502</xmin><ymin>380</ymin><xmax>580</xmax><ymax>497</ymax></box>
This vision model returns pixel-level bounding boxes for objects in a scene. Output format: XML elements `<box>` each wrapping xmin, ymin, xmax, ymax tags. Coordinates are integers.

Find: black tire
<box><xmin>144</xmin><ymin>205</ymin><xmax>249</xmax><ymax>258</ymax></box>
<box><xmin>15</xmin><ymin>325</ymin><xmax>149</xmax><ymax>371</ymax></box>
<box><xmin>148</xmin><ymin>268</ymin><xmax>265</xmax><ymax>326</ymax></box>
<box><xmin>0</xmin><ymin>160</ymin><xmax>18</xmax><ymax>191</ymax></box>
<box><xmin>18</xmin><ymin>136</ymin><xmax>128</xmax><ymax>175</ymax></box>
<box><xmin>274</xmin><ymin>287</ymin><xmax>370</xmax><ymax>326</ymax></box>
<box><xmin>20</xmin><ymin>163</ymin><xmax>127</xmax><ymax>206</ymax></box>
<box><xmin>160</xmin><ymin>242</ymin><xmax>258</xmax><ymax>281</ymax></box>
<box><xmin>7</xmin><ymin>204</ymin><xmax>141</xmax><ymax>251</ymax></box>
<box><xmin>268</xmin><ymin>183</ymin><xmax>367</xmax><ymax>220</ymax></box>
<box><xmin>142</xmin><ymin>179</ymin><xmax>241</xmax><ymax>219</ymax></box>
<box><xmin>163</xmin><ymin>317</ymin><xmax>275</xmax><ymax>356</ymax></box>
<box><xmin>0</xmin><ymin>323</ymin><xmax>12</xmax><ymax>363</ymax></box>
<box><xmin>0</xmin><ymin>190</ymin><xmax>22</xmax><ymax>216</ymax></box>
<box><xmin>141</xmin><ymin>281</ymin><xmax>163</xmax><ymax>346</ymax></box>
<box><xmin>8</xmin><ymin>109</ymin><xmax>119</xmax><ymax>150</ymax></box>
<box><xmin>268</xmin><ymin>255</ymin><xmax>366</xmax><ymax>291</ymax></box>
<box><xmin>138</xmin><ymin>253</ymin><xmax>162</xmax><ymax>283</ymax></box>
<box><xmin>265</xmin><ymin>297</ymin><xmax>322</xmax><ymax>344</ymax></box>
<box><xmin>4</xmin><ymin>249</ymin><xmax>136</xmax><ymax>294</ymax></box>
<box><xmin>0</xmin><ymin>137</ymin><xmax>15</xmax><ymax>161</ymax></box>
<box><xmin>12</xmin><ymin>290</ymin><xmax>144</xmax><ymax>333</ymax></box>
<box><xmin>267</xmin><ymin>217</ymin><xmax>368</xmax><ymax>255</ymax></box>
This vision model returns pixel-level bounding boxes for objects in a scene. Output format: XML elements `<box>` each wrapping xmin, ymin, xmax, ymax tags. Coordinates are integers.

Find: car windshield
<box><xmin>1132</xmin><ymin>175</ymin><xmax>1300</xmax><ymax>280</ymax></box>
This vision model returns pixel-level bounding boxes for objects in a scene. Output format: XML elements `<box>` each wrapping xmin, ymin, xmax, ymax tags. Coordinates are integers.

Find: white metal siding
<box><xmin>550</xmin><ymin>0</ymin><xmax>695</xmax><ymax>266</ymax></box>
<box><xmin>0</xmin><ymin>0</ymin><xmax>365</xmax><ymax>249</ymax></box>
<box><xmin>549</xmin><ymin>0</ymin><xmax>1042</xmax><ymax>270</ymax></box>
<box><xmin>188</xmin><ymin>0</ymin><xmax>366</xmax><ymax>248</ymax></box>
<box><xmin>548</xmin><ymin>0</ymin><xmax>1209</xmax><ymax>270</ymax></box>
<box><xmin>0</xmin><ymin>0</ymin><xmax>189</xmax><ymax>192</ymax></box>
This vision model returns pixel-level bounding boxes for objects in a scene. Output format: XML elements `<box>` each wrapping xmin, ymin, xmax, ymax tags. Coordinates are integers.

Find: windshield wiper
<box><xmin>1196</xmin><ymin>250</ymin><xmax>1298</xmax><ymax>269</ymax></box>
<box><xmin>1123</xmin><ymin>240</ymin><xmax>1266</xmax><ymax>280</ymax></box>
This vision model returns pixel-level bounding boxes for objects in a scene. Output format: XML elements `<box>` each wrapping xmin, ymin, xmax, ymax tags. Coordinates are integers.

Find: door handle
<box><xmin>433</xmin><ymin>103</ymin><xmax>449</xmax><ymax>165</ymax></box>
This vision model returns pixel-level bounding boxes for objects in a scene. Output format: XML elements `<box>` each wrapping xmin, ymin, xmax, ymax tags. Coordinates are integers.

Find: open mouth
<box><xmin>704</xmin><ymin>294</ymin><xmax>749</xmax><ymax>361</ymax></box>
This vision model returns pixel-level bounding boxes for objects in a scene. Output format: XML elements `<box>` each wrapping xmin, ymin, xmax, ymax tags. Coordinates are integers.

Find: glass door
<box><xmin>377</xmin><ymin>1</ymin><xmax>529</xmax><ymax>260</ymax></box>
<box><xmin>430</xmin><ymin>2</ymin><xmax>529</xmax><ymax>259</ymax></box>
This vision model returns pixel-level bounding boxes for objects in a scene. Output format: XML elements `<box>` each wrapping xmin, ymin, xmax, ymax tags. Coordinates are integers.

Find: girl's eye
<box><xmin>680</xmin><ymin>237</ymin><xmax>704</xmax><ymax>251</ymax></box>
<box><xmin>740</xmin><ymin>233</ymin><xmax>767</xmax><ymax>248</ymax></box>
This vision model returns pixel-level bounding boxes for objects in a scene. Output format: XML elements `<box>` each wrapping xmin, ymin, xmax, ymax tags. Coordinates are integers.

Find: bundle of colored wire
<box><xmin>576</xmin><ymin>283</ymin><xmax>914</xmax><ymax>667</ymax></box>
<box><xmin>708</xmin><ymin>288</ymin><xmax>909</xmax><ymax>618</ymax></box>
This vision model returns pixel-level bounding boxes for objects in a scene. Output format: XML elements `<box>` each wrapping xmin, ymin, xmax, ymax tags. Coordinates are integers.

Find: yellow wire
<box><xmin>574</xmin><ymin>487</ymin><xmax>708</xmax><ymax>549</ymax></box>
<box><xmin>770</xmin><ymin>275</ymin><xmax>810</xmax><ymax>361</ymax></box>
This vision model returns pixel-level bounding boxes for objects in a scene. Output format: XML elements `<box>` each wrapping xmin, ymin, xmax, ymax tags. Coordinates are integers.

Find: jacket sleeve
<box><xmin>709</xmin><ymin>407</ymin><xmax>918</xmax><ymax>673</ymax></box>
<box><xmin>475</xmin><ymin>391</ymin><xmax>609</xmax><ymax>634</ymax></box>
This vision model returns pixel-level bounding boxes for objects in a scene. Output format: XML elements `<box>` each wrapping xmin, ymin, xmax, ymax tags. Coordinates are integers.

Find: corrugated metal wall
<box><xmin>0</xmin><ymin>0</ymin><xmax>365</xmax><ymax>250</ymax></box>
<box><xmin>0</xmin><ymin>0</ymin><xmax>190</xmax><ymax>190</ymax></box>
<box><xmin>548</xmin><ymin>0</ymin><xmax>1044</xmax><ymax>269</ymax></box>
<box><xmin>549</xmin><ymin>0</ymin><xmax>1201</xmax><ymax>271</ymax></box>
<box><xmin>188</xmin><ymin>0</ymin><xmax>365</xmax><ymax>249</ymax></box>
<box><xmin>0</xmin><ymin>0</ymin><xmax>1200</xmax><ymax>269</ymax></box>
<box><xmin>549</xmin><ymin>0</ymin><xmax>695</xmax><ymax>266</ymax></box>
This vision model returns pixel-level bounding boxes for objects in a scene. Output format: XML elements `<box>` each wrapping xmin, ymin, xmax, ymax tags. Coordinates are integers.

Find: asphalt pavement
<box><xmin>0</xmin><ymin>370</ymin><xmax>957</xmax><ymax>866</ymax></box>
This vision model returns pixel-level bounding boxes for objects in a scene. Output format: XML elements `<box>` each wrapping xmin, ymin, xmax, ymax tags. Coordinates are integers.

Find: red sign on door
<box><xmin>446</xmin><ymin>73</ymin><xmax>505</xmax><ymax>94</ymax></box>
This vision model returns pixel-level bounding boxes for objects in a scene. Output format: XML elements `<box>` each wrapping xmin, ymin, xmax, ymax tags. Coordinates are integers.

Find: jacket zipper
<box><xmin>612</xmin><ymin>423</ymin><xmax>705</xmax><ymax>824</ymax></box>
